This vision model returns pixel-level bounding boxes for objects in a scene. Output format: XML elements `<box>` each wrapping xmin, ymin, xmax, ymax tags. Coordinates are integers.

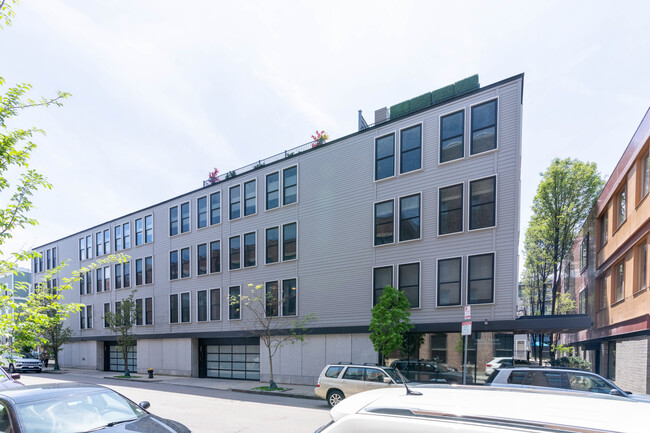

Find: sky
<box><xmin>2</xmin><ymin>0</ymin><xmax>649</xmax><ymax>273</ymax></box>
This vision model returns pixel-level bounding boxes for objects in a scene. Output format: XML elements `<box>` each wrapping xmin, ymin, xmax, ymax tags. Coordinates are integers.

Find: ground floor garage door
<box><xmin>199</xmin><ymin>337</ymin><xmax>259</xmax><ymax>380</ymax></box>
<box><xmin>104</xmin><ymin>342</ymin><xmax>137</xmax><ymax>372</ymax></box>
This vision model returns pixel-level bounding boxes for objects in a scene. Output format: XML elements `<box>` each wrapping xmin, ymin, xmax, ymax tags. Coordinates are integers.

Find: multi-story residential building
<box><xmin>32</xmin><ymin>74</ymin><xmax>533</xmax><ymax>385</ymax></box>
<box><xmin>562</xmin><ymin>108</ymin><xmax>650</xmax><ymax>394</ymax></box>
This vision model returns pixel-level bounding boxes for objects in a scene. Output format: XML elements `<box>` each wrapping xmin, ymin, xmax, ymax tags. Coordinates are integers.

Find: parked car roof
<box><xmin>0</xmin><ymin>382</ymin><xmax>111</xmax><ymax>404</ymax></box>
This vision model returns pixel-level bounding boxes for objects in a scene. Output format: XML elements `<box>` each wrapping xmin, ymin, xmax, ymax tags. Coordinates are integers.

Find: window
<box><xmin>400</xmin><ymin>124</ymin><xmax>421</xmax><ymax>173</ymax></box>
<box><xmin>135</xmin><ymin>299</ymin><xmax>143</xmax><ymax>326</ymax></box>
<box><xmin>197</xmin><ymin>290</ymin><xmax>208</xmax><ymax>322</ymax></box>
<box><xmin>229</xmin><ymin>286</ymin><xmax>241</xmax><ymax>320</ymax></box>
<box><xmin>80</xmin><ymin>306</ymin><xmax>86</xmax><ymax>329</ymax></box>
<box><xmin>85</xmin><ymin>271</ymin><xmax>92</xmax><ymax>294</ymax></box>
<box><xmin>471</xmin><ymin>99</ymin><xmax>497</xmax><ymax>154</ymax></box>
<box><xmin>468</xmin><ymin>253</ymin><xmax>494</xmax><ymax>304</ymax></box>
<box><xmin>79</xmin><ymin>237</ymin><xmax>86</xmax><ymax>260</ymax></box>
<box><xmin>265</xmin><ymin>281</ymin><xmax>279</xmax><ymax>317</ymax></box>
<box><xmin>399</xmin><ymin>194</ymin><xmax>420</xmax><ymax>241</ymax></box>
<box><xmin>145</xmin><ymin>215</ymin><xmax>153</xmax><ymax>243</ymax></box>
<box><xmin>46</xmin><ymin>249</ymin><xmax>51</xmax><ymax>269</ymax></box>
<box><xmin>115</xmin><ymin>226</ymin><xmax>123</xmax><ymax>251</ymax></box>
<box><xmin>115</xmin><ymin>263</ymin><xmax>122</xmax><ymax>289</ymax></box>
<box><xmin>599</xmin><ymin>276</ymin><xmax>608</xmax><ymax>310</ymax></box>
<box><xmin>374</xmin><ymin>200</ymin><xmax>394</xmax><ymax>245</ymax></box>
<box><xmin>170</xmin><ymin>251</ymin><xmax>179</xmax><ymax>280</ymax></box>
<box><xmin>210</xmin><ymin>241</ymin><xmax>221</xmax><ymax>273</ymax></box>
<box><xmin>282</xmin><ymin>222</ymin><xmax>297</xmax><ymax>261</ymax></box>
<box><xmin>180</xmin><ymin>202</ymin><xmax>190</xmax><ymax>233</ymax></box>
<box><xmin>244</xmin><ymin>180</ymin><xmax>256</xmax><ymax>216</ymax></box>
<box><xmin>229</xmin><ymin>185</ymin><xmax>241</xmax><ymax>220</ymax></box>
<box><xmin>617</xmin><ymin>187</ymin><xmax>626</xmax><ymax>228</ymax></box>
<box><xmin>135</xmin><ymin>258</ymin><xmax>143</xmax><ymax>285</ymax></box>
<box><xmin>438</xmin><ymin>257</ymin><xmax>461</xmax><ymax>306</ymax></box>
<box><xmin>197</xmin><ymin>244</ymin><xmax>207</xmax><ymax>275</ymax></box>
<box><xmin>123</xmin><ymin>261</ymin><xmax>130</xmax><ymax>288</ymax></box>
<box><xmin>197</xmin><ymin>196</ymin><xmax>208</xmax><ymax>228</ymax></box>
<box><xmin>38</xmin><ymin>254</ymin><xmax>43</xmax><ymax>272</ymax></box>
<box><xmin>375</xmin><ymin>134</ymin><xmax>395</xmax><ymax>181</ymax></box>
<box><xmin>373</xmin><ymin>266</ymin><xmax>393</xmax><ymax>306</ymax></box>
<box><xmin>470</xmin><ymin>176</ymin><xmax>496</xmax><ymax>230</ymax></box>
<box><xmin>282</xmin><ymin>278</ymin><xmax>297</xmax><ymax>316</ymax></box>
<box><xmin>180</xmin><ymin>248</ymin><xmax>190</xmax><ymax>278</ymax></box>
<box><xmin>440</xmin><ymin>110</ymin><xmax>464</xmax><ymax>163</ymax></box>
<box><xmin>123</xmin><ymin>222</ymin><xmax>131</xmax><ymax>249</ymax></box>
<box><xmin>266</xmin><ymin>172</ymin><xmax>279</xmax><ymax>210</ymax></box>
<box><xmin>145</xmin><ymin>256</ymin><xmax>153</xmax><ymax>284</ymax></box>
<box><xmin>615</xmin><ymin>262</ymin><xmax>624</xmax><ymax>303</ymax></box>
<box><xmin>181</xmin><ymin>292</ymin><xmax>190</xmax><ymax>323</ymax></box>
<box><xmin>638</xmin><ymin>242</ymin><xmax>647</xmax><ymax>292</ymax></box>
<box><xmin>600</xmin><ymin>212</ymin><xmax>608</xmax><ymax>247</ymax></box>
<box><xmin>244</xmin><ymin>232</ymin><xmax>256</xmax><ymax>267</ymax></box>
<box><xmin>439</xmin><ymin>184</ymin><xmax>463</xmax><ymax>235</ymax></box>
<box><xmin>79</xmin><ymin>273</ymin><xmax>86</xmax><ymax>295</ymax></box>
<box><xmin>579</xmin><ymin>289</ymin><xmax>587</xmax><ymax>314</ymax></box>
<box><xmin>104</xmin><ymin>229</ymin><xmax>110</xmax><ymax>254</ymax></box>
<box><xmin>170</xmin><ymin>294</ymin><xmax>179</xmax><ymax>324</ymax></box>
<box><xmin>96</xmin><ymin>232</ymin><xmax>103</xmax><ymax>256</ymax></box>
<box><xmin>266</xmin><ymin>227</ymin><xmax>279</xmax><ymax>263</ymax></box>
<box><xmin>210</xmin><ymin>288</ymin><xmax>221</xmax><ymax>320</ymax></box>
<box><xmin>145</xmin><ymin>297</ymin><xmax>153</xmax><ymax>325</ymax></box>
<box><xmin>210</xmin><ymin>192</ymin><xmax>221</xmax><ymax>225</ymax></box>
<box><xmin>580</xmin><ymin>236</ymin><xmax>589</xmax><ymax>271</ymax></box>
<box><xmin>283</xmin><ymin>166</ymin><xmax>297</xmax><ymax>205</ymax></box>
<box><xmin>642</xmin><ymin>153</ymin><xmax>649</xmax><ymax>199</ymax></box>
<box><xmin>229</xmin><ymin>236</ymin><xmax>241</xmax><ymax>270</ymax></box>
<box><xmin>431</xmin><ymin>333</ymin><xmax>447</xmax><ymax>363</ymax></box>
<box><xmin>169</xmin><ymin>206</ymin><xmax>179</xmax><ymax>236</ymax></box>
<box><xmin>52</xmin><ymin>247</ymin><xmax>57</xmax><ymax>267</ymax></box>
<box><xmin>564</xmin><ymin>262</ymin><xmax>572</xmax><ymax>292</ymax></box>
<box><xmin>86</xmin><ymin>235</ymin><xmax>92</xmax><ymax>259</ymax></box>
<box><xmin>398</xmin><ymin>263</ymin><xmax>419</xmax><ymax>308</ymax></box>
<box><xmin>135</xmin><ymin>218</ymin><xmax>144</xmax><ymax>246</ymax></box>
<box><xmin>103</xmin><ymin>303</ymin><xmax>110</xmax><ymax>328</ymax></box>
<box><xmin>96</xmin><ymin>268</ymin><xmax>103</xmax><ymax>293</ymax></box>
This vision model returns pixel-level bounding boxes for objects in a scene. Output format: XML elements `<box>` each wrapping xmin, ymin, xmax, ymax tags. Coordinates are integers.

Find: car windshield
<box><xmin>15</xmin><ymin>388</ymin><xmax>147</xmax><ymax>433</ymax></box>
<box><xmin>383</xmin><ymin>367</ymin><xmax>406</xmax><ymax>383</ymax></box>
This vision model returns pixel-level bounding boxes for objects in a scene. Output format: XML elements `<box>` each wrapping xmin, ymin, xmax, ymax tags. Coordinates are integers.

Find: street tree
<box><xmin>231</xmin><ymin>284</ymin><xmax>316</xmax><ymax>388</ymax></box>
<box><xmin>41</xmin><ymin>322</ymin><xmax>74</xmax><ymax>371</ymax></box>
<box><xmin>103</xmin><ymin>290</ymin><xmax>140</xmax><ymax>377</ymax></box>
<box><xmin>369</xmin><ymin>285</ymin><xmax>413</xmax><ymax>365</ymax></box>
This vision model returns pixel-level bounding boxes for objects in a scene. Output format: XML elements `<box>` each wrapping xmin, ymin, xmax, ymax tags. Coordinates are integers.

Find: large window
<box><xmin>375</xmin><ymin>134</ymin><xmax>395</xmax><ymax>181</ymax></box>
<box><xmin>440</xmin><ymin>110</ymin><xmax>464</xmax><ymax>163</ymax></box>
<box><xmin>181</xmin><ymin>292</ymin><xmax>190</xmax><ymax>323</ymax></box>
<box><xmin>115</xmin><ymin>263</ymin><xmax>122</xmax><ymax>289</ymax></box>
<box><xmin>210</xmin><ymin>288</ymin><xmax>221</xmax><ymax>321</ymax></box>
<box><xmin>579</xmin><ymin>289</ymin><xmax>587</xmax><ymax>314</ymax></box>
<box><xmin>468</xmin><ymin>253</ymin><xmax>494</xmax><ymax>304</ymax></box>
<box><xmin>135</xmin><ymin>218</ymin><xmax>143</xmax><ymax>246</ymax></box>
<box><xmin>599</xmin><ymin>276</ymin><xmax>608</xmax><ymax>310</ymax></box>
<box><xmin>229</xmin><ymin>185</ymin><xmax>241</xmax><ymax>220</ymax></box>
<box><xmin>244</xmin><ymin>180</ymin><xmax>256</xmax><ymax>216</ymax></box>
<box><xmin>615</xmin><ymin>262</ymin><xmax>624</xmax><ymax>303</ymax></box>
<box><xmin>229</xmin><ymin>286</ymin><xmax>241</xmax><ymax>320</ymax></box>
<box><xmin>197</xmin><ymin>196</ymin><xmax>208</xmax><ymax>228</ymax></box>
<box><xmin>197</xmin><ymin>244</ymin><xmax>207</xmax><ymax>275</ymax></box>
<box><xmin>400</xmin><ymin>124</ymin><xmax>421</xmax><ymax>174</ymax></box>
<box><xmin>181</xmin><ymin>248</ymin><xmax>190</xmax><ymax>278</ymax></box>
<box><xmin>123</xmin><ymin>222</ymin><xmax>131</xmax><ymax>249</ymax></box>
<box><xmin>96</xmin><ymin>268</ymin><xmax>103</xmax><ymax>293</ymax></box>
<box><xmin>438</xmin><ymin>257</ymin><xmax>461</xmax><ymax>306</ymax></box>
<box><xmin>104</xmin><ymin>229</ymin><xmax>110</xmax><ymax>254</ymax></box>
<box><xmin>266</xmin><ymin>227</ymin><xmax>279</xmax><ymax>264</ymax></box>
<box><xmin>210</xmin><ymin>241</ymin><xmax>221</xmax><ymax>273</ymax></box>
<box><xmin>170</xmin><ymin>294</ymin><xmax>179</xmax><ymax>324</ymax></box>
<box><xmin>580</xmin><ymin>235</ymin><xmax>589</xmax><ymax>271</ymax></box>
<box><xmin>135</xmin><ymin>258</ymin><xmax>143</xmax><ymax>285</ymax></box>
<box><xmin>374</xmin><ymin>200</ymin><xmax>394</xmax><ymax>245</ymax></box>
<box><xmin>244</xmin><ymin>232</ymin><xmax>256</xmax><ymax>267</ymax></box>
<box><xmin>282</xmin><ymin>278</ymin><xmax>297</xmax><ymax>316</ymax></box>
<box><xmin>135</xmin><ymin>299</ymin><xmax>143</xmax><ymax>326</ymax></box>
<box><xmin>638</xmin><ymin>242</ymin><xmax>647</xmax><ymax>293</ymax></box>
<box><xmin>229</xmin><ymin>236</ymin><xmax>241</xmax><ymax>270</ymax></box>
<box><xmin>103</xmin><ymin>303</ymin><xmax>110</xmax><ymax>327</ymax></box>
<box><xmin>169</xmin><ymin>206</ymin><xmax>179</xmax><ymax>236</ymax></box>
<box><xmin>145</xmin><ymin>256</ymin><xmax>153</xmax><ymax>284</ymax></box>
<box><xmin>399</xmin><ymin>194</ymin><xmax>420</xmax><ymax>241</ymax></box>
<box><xmin>265</xmin><ymin>281</ymin><xmax>279</xmax><ymax>317</ymax></box>
<box><xmin>180</xmin><ymin>202</ymin><xmax>190</xmax><ymax>233</ymax></box>
<box><xmin>431</xmin><ymin>334</ymin><xmax>447</xmax><ymax>363</ymax></box>
<box><xmin>197</xmin><ymin>290</ymin><xmax>208</xmax><ymax>322</ymax></box>
<box><xmin>439</xmin><ymin>184</ymin><xmax>463</xmax><ymax>235</ymax></box>
<box><xmin>123</xmin><ymin>261</ymin><xmax>130</xmax><ymax>288</ymax></box>
<box><xmin>471</xmin><ymin>99</ymin><xmax>497</xmax><ymax>154</ymax></box>
<box><xmin>266</xmin><ymin>172</ymin><xmax>279</xmax><ymax>210</ymax></box>
<box><xmin>616</xmin><ymin>187</ymin><xmax>626</xmax><ymax>228</ymax></box>
<box><xmin>145</xmin><ymin>297</ymin><xmax>153</xmax><ymax>325</ymax></box>
<box><xmin>470</xmin><ymin>176</ymin><xmax>496</xmax><ymax>230</ymax></box>
<box><xmin>144</xmin><ymin>215</ymin><xmax>153</xmax><ymax>243</ymax></box>
<box><xmin>283</xmin><ymin>166</ymin><xmax>297</xmax><ymax>205</ymax></box>
<box><xmin>79</xmin><ymin>237</ymin><xmax>86</xmax><ymax>261</ymax></box>
<box><xmin>398</xmin><ymin>263</ymin><xmax>419</xmax><ymax>308</ymax></box>
<box><xmin>600</xmin><ymin>212</ymin><xmax>608</xmax><ymax>247</ymax></box>
<box><xmin>210</xmin><ymin>191</ymin><xmax>221</xmax><ymax>225</ymax></box>
<box><xmin>282</xmin><ymin>222</ymin><xmax>297</xmax><ymax>261</ymax></box>
<box><xmin>115</xmin><ymin>226</ymin><xmax>122</xmax><ymax>251</ymax></box>
<box><xmin>96</xmin><ymin>232</ymin><xmax>103</xmax><ymax>256</ymax></box>
<box><xmin>86</xmin><ymin>235</ymin><xmax>92</xmax><ymax>259</ymax></box>
<box><xmin>373</xmin><ymin>266</ymin><xmax>393</xmax><ymax>306</ymax></box>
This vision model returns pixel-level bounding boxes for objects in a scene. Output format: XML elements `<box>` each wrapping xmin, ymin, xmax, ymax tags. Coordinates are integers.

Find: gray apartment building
<box><xmin>32</xmin><ymin>74</ymin><xmax>524</xmax><ymax>385</ymax></box>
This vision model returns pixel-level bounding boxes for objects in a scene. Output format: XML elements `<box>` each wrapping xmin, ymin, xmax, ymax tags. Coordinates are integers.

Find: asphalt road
<box><xmin>18</xmin><ymin>372</ymin><xmax>331</xmax><ymax>433</ymax></box>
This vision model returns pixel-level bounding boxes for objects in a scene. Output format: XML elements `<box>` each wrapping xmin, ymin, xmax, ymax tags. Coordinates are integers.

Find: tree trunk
<box><xmin>123</xmin><ymin>347</ymin><xmax>130</xmax><ymax>377</ymax></box>
<box><xmin>267</xmin><ymin>344</ymin><xmax>274</xmax><ymax>383</ymax></box>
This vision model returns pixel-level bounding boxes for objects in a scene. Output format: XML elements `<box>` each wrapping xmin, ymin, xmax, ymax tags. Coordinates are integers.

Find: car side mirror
<box><xmin>139</xmin><ymin>401</ymin><xmax>151</xmax><ymax>409</ymax></box>
<box><xmin>609</xmin><ymin>389</ymin><xmax>625</xmax><ymax>397</ymax></box>
<box><xmin>383</xmin><ymin>377</ymin><xmax>392</xmax><ymax>383</ymax></box>
<box><xmin>11</xmin><ymin>373</ymin><xmax>20</xmax><ymax>380</ymax></box>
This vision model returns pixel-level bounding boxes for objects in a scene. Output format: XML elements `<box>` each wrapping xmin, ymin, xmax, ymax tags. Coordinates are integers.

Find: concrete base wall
<box><xmin>614</xmin><ymin>336</ymin><xmax>650</xmax><ymax>394</ymax></box>
<box><xmin>137</xmin><ymin>338</ymin><xmax>197</xmax><ymax>376</ymax></box>
<box><xmin>61</xmin><ymin>341</ymin><xmax>101</xmax><ymax>369</ymax></box>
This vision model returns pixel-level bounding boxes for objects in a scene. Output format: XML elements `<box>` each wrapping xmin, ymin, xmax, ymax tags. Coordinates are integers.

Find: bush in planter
<box><xmin>550</xmin><ymin>356</ymin><xmax>591</xmax><ymax>370</ymax></box>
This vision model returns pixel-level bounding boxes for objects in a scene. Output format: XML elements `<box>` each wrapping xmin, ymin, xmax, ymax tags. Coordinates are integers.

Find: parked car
<box><xmin>390</xmin><ymin>359</ymin><xmax>472</xmax><ymax>384</ymax></box>
<box><xmin>0</xmin><ymin>367</ymin><xmax>22</xmax><ymax>389</ymax></box>
<box><xmin>314</xmin><ymin>385</ymin><xmax>646</xmax><ymax>433</ymax></box>
<box><xmin>485</xmin><ymin>366</ymin><xmax>650</xmax><ymax>402</ymax></box>
<box><xmin>484</xmin><ymin>356</ymin><xmax>531</xmax><ymax>376</ymax></box>
<box><xmin>315</xmin><ymin>363</ymin><xmax>406</xmax><ymax>407</ymax></box>
<box><xmin>0</xmin><ymin>353</ymin><xmax>42</xmax><ymax>373</ymax></box>
<box><xmin>0</xmin><ymin>382</ymin><xmax>191</xmax><ymax>432</ymax></box>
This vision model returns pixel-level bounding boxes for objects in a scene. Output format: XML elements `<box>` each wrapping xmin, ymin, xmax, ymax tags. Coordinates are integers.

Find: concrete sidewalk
<box><xmin>40</xmin><ymin>366</ymin><xmax>320</xmax><ymax>400</ymax></box>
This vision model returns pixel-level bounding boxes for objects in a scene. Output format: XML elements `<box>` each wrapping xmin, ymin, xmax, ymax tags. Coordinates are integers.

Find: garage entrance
<box><xmin>199</xmin><ymin>337</ymin><xmax>260</xmax><ymax>380</ymax></box>
<box><xmin>103</xmin><ymin>342</ymin><xmax>137</xmax><ymax>372</ymax></box>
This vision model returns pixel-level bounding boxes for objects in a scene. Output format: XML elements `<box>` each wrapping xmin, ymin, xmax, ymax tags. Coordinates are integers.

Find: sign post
<box><xmin>462</xmin><ymin>306</ymin><xmax>471</xmax><ymax>385</ymax></box>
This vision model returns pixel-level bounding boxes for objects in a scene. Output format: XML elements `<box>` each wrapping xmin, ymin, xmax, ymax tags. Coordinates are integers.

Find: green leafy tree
<box><xmin>231</xmin><ymin>284</ymin><xmax>316</xmax><ymax>387</ymax></box>
<box><xmin>103</xmin><ymin>290</ymin><xmax>140</xmax><ymax>377</ymax></box>
<box><xmin>41</xmin><ymin>323</ymin><xmax>74</xmax><ymax>371</ymax></box>
<box><xmin>369</xmin><ymin>285</ymin><xmax>413</xmax><ymax>365</ymax></box>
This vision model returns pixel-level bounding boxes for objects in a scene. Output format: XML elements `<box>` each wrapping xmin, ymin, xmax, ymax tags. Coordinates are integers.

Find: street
<box><xmin>18</xmin><ymin>373</ymin><xmax>331</xmax><ymax>433</ymax></box>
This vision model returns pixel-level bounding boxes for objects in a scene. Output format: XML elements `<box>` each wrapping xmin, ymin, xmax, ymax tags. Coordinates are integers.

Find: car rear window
<box><xmin>325</xmin><ymin>366</ymin><xmax>344</xmax><ymax>378</ymax></box>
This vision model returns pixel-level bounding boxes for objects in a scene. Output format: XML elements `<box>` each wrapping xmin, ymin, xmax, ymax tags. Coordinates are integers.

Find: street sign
<box><xmin>462</xmin><ymin>321</ymin><xmax>472</xmax><ymax>336</ymax></box>
<box><xmin>464</xmin><ymin>306</ymin><xmax>471</xmax><ymax>320</ymax></box>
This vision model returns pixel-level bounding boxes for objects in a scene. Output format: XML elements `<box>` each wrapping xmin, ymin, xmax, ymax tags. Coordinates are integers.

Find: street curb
<box><xmin>103</xmin><ymin>376</ymin><xmax>163</xmax><ymax>383</ymax></box>
<box><xmin>231</xmin><ymin>388</ymin><xmax>321</xmax><ymax>400</ymax></box>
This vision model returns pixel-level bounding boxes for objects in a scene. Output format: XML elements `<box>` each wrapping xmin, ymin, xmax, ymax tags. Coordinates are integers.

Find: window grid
<box><xmin>375</xmin><ymin>134</ymin><xmax>395</xmax><ymax>181</ymax></box>
<box><xmin>399</xmin><ymin>194</ymin><xmax>421</xmax><ymax>242</ymax></box>
<box><xmin>399</xmin><ymin>124</ymin><xmax>422</xmax><ymax>174</ymax></box>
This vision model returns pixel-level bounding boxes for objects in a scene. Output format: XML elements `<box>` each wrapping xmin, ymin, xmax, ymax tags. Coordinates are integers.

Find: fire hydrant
<box><xmin>148</xmin><ymin>368</ymin><xmax>154</xmax><ymax>379</ymax></box>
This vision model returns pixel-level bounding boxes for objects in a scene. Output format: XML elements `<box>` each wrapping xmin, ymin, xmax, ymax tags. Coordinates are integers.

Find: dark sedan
<box><xmin>0</xmin><ymin>382</ymin><xmax>191</xmax><ymax>432</ymax></box>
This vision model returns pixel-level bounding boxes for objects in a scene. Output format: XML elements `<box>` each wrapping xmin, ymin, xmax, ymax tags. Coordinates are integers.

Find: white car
<box><xmin>484</xmin><ymin>356</ymin><xmax>530</xmax><ymax>376</ymax></box>
<box><xmin>315</xmin><ymin>385</ymin><xmax>646</xmax><ymax>433</ymax></box>
<box><xmin>0</xmin><ymin>353</ymin><xmax>42</xmax><ymax>373</ymax></box>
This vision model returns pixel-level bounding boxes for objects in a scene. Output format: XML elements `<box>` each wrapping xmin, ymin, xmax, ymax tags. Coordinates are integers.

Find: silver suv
<box><xmin>314</xmin><ymin>363</ymin><xmax>405</xmax><ymax>407</ymax></box>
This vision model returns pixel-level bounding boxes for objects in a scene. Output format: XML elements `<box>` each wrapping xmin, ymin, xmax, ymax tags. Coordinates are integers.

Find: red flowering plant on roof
<box><xmin>208</xmin><ymin>168</ymin><xmax>220</xmax><ymax>184</ymax></box>
<box><xmin>311</xmin><ymin>130</ymin><xmax>329</xmax><ymax>148</ymax></box>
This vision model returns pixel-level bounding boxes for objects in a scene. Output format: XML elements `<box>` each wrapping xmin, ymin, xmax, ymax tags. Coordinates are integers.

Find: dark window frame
<box><xmin>439</xmin><ymin>183</ymin><xmax>464</xmax><ymax>235</ymax></box>
<box><xmin>265</xmin><ymin>281</ymin><xmax>279</xmax><ymax>317</ymax></box>
<box><xmin>374</xmin><ymin>200</ymin><xmax>394</xmax><ymax>246</ymax></box>
<box><xmin>399</xmin><ymin>123</ymin><xmax>422</xmax><ymax>174</ymax></box>
<box><xmin>437</xmin><ymin>257</ymin><xmax>462</xmax><ymax>306</ymax></box>
<box><xmin>210</xmin><ymin>240</ymin><xmax>221</xmax><ymax>273</ymax></box>
<box><xmin>398</xmin><ymin>262</ymin><xmax>420</xmax><ymax>308</ymax></box>
<box><xmin>210</xmin><ymin>191</ymin><xmax>221</xmax><ymax>225</ymax></box>
<box><xmin>375</xmin><ymin>133</ymin><xmax>395</xmax><ymax>181</ymax></box>
<box><xmin>197</xmin><ymin>243</ymin><xmax>207</xmax><ymax>275</ymax></box>
<box><xmin>282</xmin><ymin>166</ymin><xmax>298</xmax><ymax>206</ymax></box>
<box><xmin>169</xmin><ymin>294</ymin><xmax>179</xmax><ymax>324</ymax></box>
<box><xmin>282</xmin><ymin>222</ymin><xmax>297</xmax><ymax>261</ymax></box>
<box><xmin>229</xmin><ymin>236</ymin><xmax>241</xmax><ymax>270</ymax></box>
<box><xmin>169</xmin><ymin>206</ymin><xmax>179</xmax><ymax>236</ymax></box>
<box><xmin>282</xmin><ymin>278</ymin><xmax>297</xmax><ymax>316</ymax></box>
<box><xmin>197</xmin><ymin>196</ymin><xmax>208</xmax><ymax>229</ymax></box>
<box><xmin>468</xmin><ymin>253</ymin><xmax>495</xmax><ymax>305</ymax></box>
<box><xmin>180</xmin><ymin>202</ymin><xmax>191</xmax><ymax>233</ymax></box>
<box><xmin>244</xmin><ymin>231</ymin><xmax>256</xmax><ymax>268</ymax></box>
<box><xmin>265</xmin><ymin>226</ymin><xmax>279</xmax><ymax>264</ymax></box>
<box><xmin>266</xmin><ymin>172</ymin><xmax>280</xmax><ymax>210</ymax></box>
<box><xmin>229</xmin><ymin>286</ymin><xmax>241</xmax><ymax>320</ymax></box>
<box><xmin>440</xmin><ymin>109</ymin><xmax>465</xmax><ymax>163</ymax></box>
<box><xmin>470</xmin><ymin>99</ymin><xmax>498</xmax><ymax>155</ymax></box>
<box><xmin>244</xmin><ymin>179</ymin><xmax>257</xmax><ymax>216</ymax></box>
<box><xmin>229</xmin><ymin>185</ymin><xmax>241</xmax><ymax>220</ymax></box>
<box><xmin>372</xmin><ymin>266</ymin><xmax>393</xmax><ymax>306</ymax></box>
<box><xmin>197</xmin><ymin>290</ymin><xmax>208</xmax><ymax>322</ymax></box>
<box><xmin>469</xmin><ymin>176</ymin><xmax>496</xmax><ymax>230</ymax></box>
<box><xmin>399</xmin><ymin>193</ymin><xmax>421</xmax><ymax>242</ymax></box>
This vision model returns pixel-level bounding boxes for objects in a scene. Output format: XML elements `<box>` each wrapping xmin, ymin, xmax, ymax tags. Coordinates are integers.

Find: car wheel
<box><xmin>8</xmin><ymin>364</ymin><xmax>15</xmax><ymax>373</ymax></box>
<box><xmin>327</xmin><ymin>390</ymin><xmax>344</xmax><ymax>407</ymax></box>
